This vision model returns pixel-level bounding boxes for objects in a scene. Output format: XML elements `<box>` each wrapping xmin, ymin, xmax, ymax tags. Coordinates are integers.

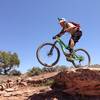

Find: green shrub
<box><xmin>27</xmin><ymin>67</ymin><xmax>42</xmax><ymax>76</ymax></box>
<box><xmin>9</xmin><ymin>69</ymin><xmax>21</xmax><ymax>76</ymax></box>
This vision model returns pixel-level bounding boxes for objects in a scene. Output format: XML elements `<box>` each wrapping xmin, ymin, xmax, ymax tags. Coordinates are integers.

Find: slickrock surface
<box><xmin>0</xmin><ymin>68</ymin><xmax>100</xmax><ymax>100</ymax></box>
<box><xmin>51</xmin><ymin>68</ymin><xmax>100</xmax><ymax>96</ymax></box>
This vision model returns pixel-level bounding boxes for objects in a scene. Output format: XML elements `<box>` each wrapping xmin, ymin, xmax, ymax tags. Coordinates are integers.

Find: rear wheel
<box><xmin>72</xmin><ymin>48</ymin><xmax>91</xmax><ymax>68</ymax></box>
<box><xmin>36</xmin><ymin>43</ymin><xmax>60</xmax><ymax>67</ymax></box>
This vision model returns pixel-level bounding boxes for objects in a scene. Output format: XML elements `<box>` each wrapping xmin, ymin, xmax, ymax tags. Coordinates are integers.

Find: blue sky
<box><xmin>0</xmin><ymin>0</ymin><xmax>100</xmax><ymax>72</ymax></box>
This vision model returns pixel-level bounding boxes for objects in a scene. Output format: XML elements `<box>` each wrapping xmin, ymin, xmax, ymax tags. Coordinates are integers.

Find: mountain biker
<box><xmin>53</xmin><ymin>18</ymin><xmax>82</xmax><ymax>55</ymax></box>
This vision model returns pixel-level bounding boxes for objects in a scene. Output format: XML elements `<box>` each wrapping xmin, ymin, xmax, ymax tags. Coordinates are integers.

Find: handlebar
<box><xmin>53</xmin><ymin>35</ymin><xmax>60</xmax><ymax>40</ymax></box>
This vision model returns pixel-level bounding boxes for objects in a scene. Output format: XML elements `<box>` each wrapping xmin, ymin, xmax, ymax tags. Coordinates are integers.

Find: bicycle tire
<box><xmin>72</xmin><ymin>48</ymin><xmax>91</xmax><ymax>68</ymax></box>
<box><xmin>36</xmin><ymin>43</ymin><xmax>60</xmax><ymax>67</ymax></box>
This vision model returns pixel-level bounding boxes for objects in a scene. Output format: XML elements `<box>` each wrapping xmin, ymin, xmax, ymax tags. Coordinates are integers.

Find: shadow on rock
<box><xmin>27</xmin><ymin>90</ymin><xmax>100</xmax><ymax>100</ymax></box>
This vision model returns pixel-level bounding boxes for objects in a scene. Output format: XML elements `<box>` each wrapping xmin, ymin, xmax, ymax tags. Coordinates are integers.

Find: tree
<box><xmin>0</xmin><ymin>51</ymin><xmax>20</xmax><ymax>74</ymax></box>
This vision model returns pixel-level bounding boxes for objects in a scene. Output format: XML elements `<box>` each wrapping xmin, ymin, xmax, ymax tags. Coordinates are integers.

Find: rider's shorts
<box><xmin>71</xmin><ymin>30</ymin><xmax>82</xmax><ymax>44</ymax></box>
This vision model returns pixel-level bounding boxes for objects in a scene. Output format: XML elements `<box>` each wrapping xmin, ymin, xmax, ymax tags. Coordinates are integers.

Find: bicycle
<box><xmin>36</xmin><ymin>37</ymin><xmax>91</xmax><ymax>68</ymax></box>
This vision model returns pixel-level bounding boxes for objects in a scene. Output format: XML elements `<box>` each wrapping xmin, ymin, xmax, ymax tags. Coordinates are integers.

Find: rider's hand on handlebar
<box><xmin>52</xmin><ymin>35</ymin><xmax>60</xmax><ymax>39</ymax></box>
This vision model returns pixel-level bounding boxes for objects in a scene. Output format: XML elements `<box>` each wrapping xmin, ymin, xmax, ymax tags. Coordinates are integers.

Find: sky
<box><xmin>0</xmin><ymin>0</ymin><xmax>100</xmax><ymax>73</ymax></box>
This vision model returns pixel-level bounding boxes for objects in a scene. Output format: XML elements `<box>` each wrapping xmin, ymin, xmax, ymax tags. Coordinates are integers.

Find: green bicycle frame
<box><xmin>55</xmin><ymin>38</ymin><xmax>69</xmax><ymax>55</ymax></box>
<box><xmin>55</xmin><ymin>38</ymin><xmax>84</xmax><ymax>61</ymax></box>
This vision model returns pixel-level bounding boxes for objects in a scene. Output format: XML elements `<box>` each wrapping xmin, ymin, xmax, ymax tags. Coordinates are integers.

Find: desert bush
<box><xmin>31</xmin><ymin>79</ymin><xmax>54</xmax><ymax>87</ymax></box>
<box><xmin>27</xmin><ymin>67</ymin><xmax>42</xmax><ymax>76</ymax></box>
<box><xmin>42</xmin><ymin>67</ymin><xmax>56</xmax><ymax>73</ymax></box>
<box><xmin>56</xmin><ymin>65</ymin><xmax>68</xmax><ymax>71</ymax></box>
<box><xmin>9</xmin><ymin>69</ymin><xmax>21</xmax><ymax>76</ymax></box>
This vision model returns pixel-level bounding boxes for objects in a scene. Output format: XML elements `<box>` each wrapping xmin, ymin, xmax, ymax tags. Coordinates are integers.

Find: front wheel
<box><xmin>36</xmin><ymin>43</ymin><xmax>60</xmax><ymax>67</ymax></box>
<box><xmin>72</xmin><ymin>48</ymin><xmax>91</xmax><ymax>67</ymax></box>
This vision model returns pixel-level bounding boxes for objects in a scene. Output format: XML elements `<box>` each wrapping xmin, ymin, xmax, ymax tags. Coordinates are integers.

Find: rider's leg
<box><xmin>66</xmin><ymin>31</ymin><xmax>82</xmax><ymax>60</ymax></box>
<box><xmin>68</xmin><ymin>38</ymin><xmax>75</xmax><ymax>53</ymax></box>
<box><xmin>65</xmin><ymin>38</ymin><xmax>74</xmax><ymax>59</ymax></box>
<box><xmin>69</xmin><ymin>30</ymin><xmax>82</xmax><ymax>52</ymax></box>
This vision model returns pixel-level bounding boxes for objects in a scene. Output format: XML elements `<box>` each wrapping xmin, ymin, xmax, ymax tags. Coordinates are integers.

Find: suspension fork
<box><xmin>48</xmin><ymin>41</ymin><xmax>57</xmax><ymax>56</ymax></box>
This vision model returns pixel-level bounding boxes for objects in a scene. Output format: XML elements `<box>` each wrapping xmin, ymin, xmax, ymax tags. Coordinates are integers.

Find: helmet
<box><xmin>58</xmin><ymin>18</ymin><xmax>66</xmax><ymax>23</ymax></box>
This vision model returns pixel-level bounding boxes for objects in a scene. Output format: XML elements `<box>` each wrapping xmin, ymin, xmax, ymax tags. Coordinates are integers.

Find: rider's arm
<box><xmin>53</xmin><ymin>28</ymin><xmax>66</xmax><ymax>39</ymax></box>
<box><xmin>58</xmin><ymin>28</ymin><xmax>66</xmax><ymax>36</ymax></box>
<box><xmin>64</xmin><ymin>26</ymin><xmax>77</xmax><ymax>32</ymax></box>
<box><xmin>54</xmin><ymin>22</ymin><xmax>78</xmax><ymax>37</ymax></box>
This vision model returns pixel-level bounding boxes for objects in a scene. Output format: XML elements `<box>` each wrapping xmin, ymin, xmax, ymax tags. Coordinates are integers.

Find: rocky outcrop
<box><xmin>0</xmin><ymin>67</ymin><xmax>100</xmax><ymax>100</ymax></box>
<box><xmin>51</xmin><ymin>68</ymin><xmax>100</xmax><ymax>96</ymax></box>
